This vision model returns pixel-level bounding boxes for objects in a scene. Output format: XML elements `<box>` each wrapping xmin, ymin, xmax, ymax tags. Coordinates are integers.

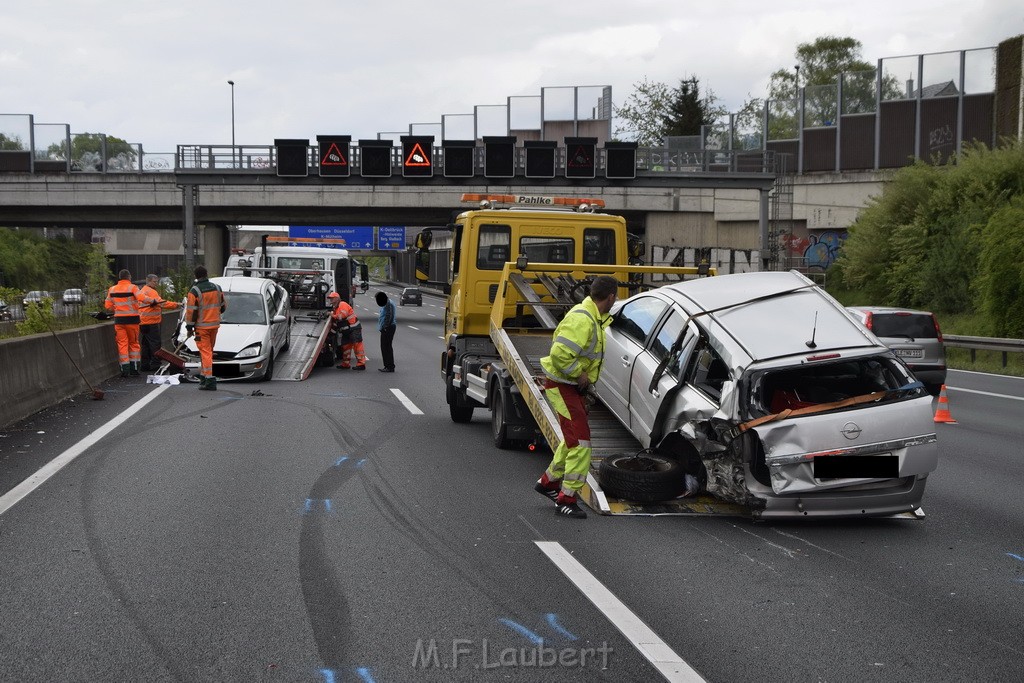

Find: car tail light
<box><xmin>931</xmin><ymin>313</ymin><xmax>943</xmax><ymax>342</ymax></box>
<box><xmin>863</xmin><ymin>311</ymin><xmax>873</xmax><ymax>331</ymax></box>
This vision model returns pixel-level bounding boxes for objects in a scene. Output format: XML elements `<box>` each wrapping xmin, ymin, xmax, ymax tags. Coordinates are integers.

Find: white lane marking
<box><xmin>0</xmin><ymin>384</ymin><xmax>174</xmax><ymax>517</ymax></box>
<box><xmin>390</xmin><ymin>388</ymin><xmax>424</xmax><ymax>415</ymax></box>
<box><xmin>535</xmin><ymin>541</ymin><xmax>705</xmax><ymax>683</ymax></box>
<box><xmin>946</xmin><ymin>386</ymin><xmax>1024</xmax><ymax>402</ymax></box>
<box><xmin>406</xmin><ymin>325</ymin><xmax>420</xmax><ymax>330</ymax></box>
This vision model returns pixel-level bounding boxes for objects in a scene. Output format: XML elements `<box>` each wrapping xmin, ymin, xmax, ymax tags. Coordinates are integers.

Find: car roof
<box><xmin>653</xmin><ymin>271</ymin><xmax>881</xmax><ymax>361</ymax></box>
<box><xmin>210</xmin><ymin>276</ymin><xmax>275</xmax><ymax>293</ymax></box>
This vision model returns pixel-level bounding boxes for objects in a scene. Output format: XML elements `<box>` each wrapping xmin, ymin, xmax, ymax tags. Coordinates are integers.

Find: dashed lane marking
<box><xmin>390</xmin><ymin>388</ymin><xmax>424</xmax><ymax>415</ymax></box>
<box><xmin>535</xmin><ymin>541</ymin><xmax>705</xmax><ymax>683</ymax></box>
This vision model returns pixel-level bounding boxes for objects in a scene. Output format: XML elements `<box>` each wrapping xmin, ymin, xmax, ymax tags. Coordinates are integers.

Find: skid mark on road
<box><xmin>771</xmin><ymin>528</ymin><xmax>850</xmax><ymax>560</ymax></box>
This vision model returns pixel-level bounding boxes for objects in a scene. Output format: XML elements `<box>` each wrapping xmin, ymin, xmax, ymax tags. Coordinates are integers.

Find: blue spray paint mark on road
<box><xmin>499</xmin><ymin>618</ymin><xmax>544</xmax><ymax>645</ymax></box>
<box><xmin>302</xmin><ymin>499</ymin><xmax>334</xmax><ymax>515</ymax></box>
<box><xmin>546</xmin><ymin>613</ymin><xmax>578</xmax><ymax>641</ymax></box>
<box><xmin>356</xmin><ymin>458</ymin><xmax>367</xmax><ymax>468</ymax></box>
<box><xmin>324</xmin><ymin>499</ymin><xmax>332</xmax><ymax>512</ymax></box>
<box><xmin>303</xmin><ymin>499</ymin><xmax>313</xmax><ymax>515</ymax></box>
<box><xmin>319</xmin><ymin>669</ymin><xmax>337</xmax><ymax>683</ymax></box>
<box><xmin>334</xmin><ymin>456</ymin><xmax>349</xmax><ymax>467</ymax></box>
<box><xmin>356</xmin><ymin>668</ymin><xmax>377</xmax><ymax>682</ymax></box>
<box><xmin>1007</xmin><ymin>552</ymin><xmax>1024</xmax><ymax>562</ymax></box>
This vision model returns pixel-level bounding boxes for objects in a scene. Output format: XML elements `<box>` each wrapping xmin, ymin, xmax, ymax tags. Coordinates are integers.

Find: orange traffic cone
<box><xmin>933</xmin><ymin>384</ymin><xmax>957</xmax><ymax>424</ymax></box>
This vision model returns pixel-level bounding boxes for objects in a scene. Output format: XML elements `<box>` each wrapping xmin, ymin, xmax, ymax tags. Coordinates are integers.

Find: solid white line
<box><xmin>390</xmin><ymin>388</ymin><xmax>424</xmax><ymax>415</ymax></box>
<box><xmin>535</xmin><ymin>541</ymin><xmax>705</xmax><ymax>682</ymax></box>
<box><xmin>0</xmin><ymin>384</ymin><xmax>174</xmax><ymax>517</ymax></box>
<box><xmin>946</xmin><ymin>386</ymin><xmax>1024</xmax><ymax>402</ymax></box>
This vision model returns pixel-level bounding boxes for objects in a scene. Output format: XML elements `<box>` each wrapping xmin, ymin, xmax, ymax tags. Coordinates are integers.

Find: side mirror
<box><xmin>272</xmin><ymin>314</ymin><xmax>287</xmax><ymax>324</ymax></box>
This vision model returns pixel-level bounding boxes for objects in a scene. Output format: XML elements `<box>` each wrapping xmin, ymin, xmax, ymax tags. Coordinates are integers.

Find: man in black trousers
<box><xmin>375</xmin><ymin>291</ymin><xmax>397</xmax><ymax>372</ymax></box>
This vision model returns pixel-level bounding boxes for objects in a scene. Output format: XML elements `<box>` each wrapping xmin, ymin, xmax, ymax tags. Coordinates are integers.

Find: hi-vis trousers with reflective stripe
<box><xmin>543</xmin><ymin>380</ymin><xmax>592</xmax><ymax>498</ymax></box>
<box><xmin>114</xmin><ymin>322</ymin><xmax>141</xmax><ymax>366</ymax></box>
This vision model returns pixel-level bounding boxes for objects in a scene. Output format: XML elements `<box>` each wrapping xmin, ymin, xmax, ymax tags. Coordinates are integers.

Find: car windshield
<box><xmin>220</xmin><ymin>292</ymin><xmax>266</xmax><ymax>325</ymax></box>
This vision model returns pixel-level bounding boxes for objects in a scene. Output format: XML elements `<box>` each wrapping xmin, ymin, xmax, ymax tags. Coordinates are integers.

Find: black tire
<box><xmin>281</xmin><ymin>322</ymin><xmax>291</xmax><ymax>352</ymax></box>
<box><xmin>446</xmin><ymin>377</ymin><xmax>474</xmax><ymax>423</ymax></box>
<box><xmin>491</xmin><ymin>384</ymin><xmax>513</xmax><ymax>449</ymax></box>
<box><xmin>598</xmin><ymin>452</ymin><xmax>687</xmax><ymax>503</ymax></box>
<box><xmin>262</xmin><ymin>352</ymin><xmax>275</xmax><ymax>381</ymax></box>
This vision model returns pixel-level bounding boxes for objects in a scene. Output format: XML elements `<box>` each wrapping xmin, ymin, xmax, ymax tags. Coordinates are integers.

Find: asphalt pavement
<box><xmin>1</xmin><ymin>285</ymin><xmax>1023</xmax><ymax>682</ymax></box>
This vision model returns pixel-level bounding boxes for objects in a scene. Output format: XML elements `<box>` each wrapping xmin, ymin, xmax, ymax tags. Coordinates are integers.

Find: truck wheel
<box><xmin>597</xmin><ymin>452</ymin><xmax>686</xmax><ymax>503</ymax></box>
<box><xmin>490</xmin><ymin>385</ymin><xmax>513</xmax><ymax>449</ymax></box>
<box><xmin>447</xmin><ymin>379</ymin><xmax>474</xmax><ymax>423</ymax></box>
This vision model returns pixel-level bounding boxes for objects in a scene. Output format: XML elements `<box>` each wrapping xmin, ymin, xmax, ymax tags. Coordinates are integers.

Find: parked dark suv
<box><xmin>846</xmin><ymin>306</ymin><xmax>946</xmax><ymax>395</ymax></box>
<box><xmin>400</xmin><ymin>287</ymin><xmax>422</xmax><ymax>306</ymax></box>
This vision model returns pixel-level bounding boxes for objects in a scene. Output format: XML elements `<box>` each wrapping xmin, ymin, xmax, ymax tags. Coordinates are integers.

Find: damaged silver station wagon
<box><xmin>596</xmin><ymin>270</ymin><xmax>939</xmax><ymax>518</ymax></box>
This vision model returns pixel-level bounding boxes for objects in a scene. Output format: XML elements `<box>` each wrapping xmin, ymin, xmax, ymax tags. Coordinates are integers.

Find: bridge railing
<box><xmin>174</xmin><ymin>144</ymin><xmax>780</xmax><ymax>175</ymax></box>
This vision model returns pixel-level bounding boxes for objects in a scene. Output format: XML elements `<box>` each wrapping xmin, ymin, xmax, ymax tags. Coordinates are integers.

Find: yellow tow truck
<box><xmin>415</xmin><ymin>194</ymin><xmax>741</xmax><ymax>515</ymax></box>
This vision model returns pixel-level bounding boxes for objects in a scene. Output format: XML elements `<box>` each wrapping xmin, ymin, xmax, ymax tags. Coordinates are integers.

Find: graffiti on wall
<box><xmin>650</xmin><ymin>246</ymin><xmax>760</xmax><ymax>279</ymax></box>
<box><xmin>781</xmin><ymin>230</ymin><xmax>847</xmax><ymax>270</ymax></box>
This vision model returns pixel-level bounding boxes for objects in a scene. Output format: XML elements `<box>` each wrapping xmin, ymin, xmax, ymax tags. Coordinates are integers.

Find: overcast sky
<box><xmin>2</xmin><ymin>0</ymin><xmax>1022</xmax><ymax>154</ymax></box>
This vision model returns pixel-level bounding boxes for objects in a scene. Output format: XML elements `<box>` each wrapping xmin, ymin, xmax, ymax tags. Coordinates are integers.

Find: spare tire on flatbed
<box><xmin>597</xmin><ymin>451</ymin><xmax>688</xmax><ymax>503</ymax></box>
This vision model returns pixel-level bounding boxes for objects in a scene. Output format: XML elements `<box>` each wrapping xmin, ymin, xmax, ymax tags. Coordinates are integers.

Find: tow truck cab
<box><xmin>415</xmin><ymin>193</ymin><xmax>637</xmax><ymax>427</ymax></box>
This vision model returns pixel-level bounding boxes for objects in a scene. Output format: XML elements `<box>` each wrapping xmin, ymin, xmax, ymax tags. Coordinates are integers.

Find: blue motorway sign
<box><xmin>377</xmin><ymin>226</ymin><xmax>406</xmax><ymax>250</ymax></box>
<box><xmin>288</xmin><ymin>225</ymin><xmax>375</xmax><ymax>249</ymax></box>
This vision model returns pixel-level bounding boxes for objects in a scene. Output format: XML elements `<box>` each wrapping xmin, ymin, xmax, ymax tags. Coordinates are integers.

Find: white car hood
<box><xmin>183</xmin><ymin>324</ymin><xmax>266</xmax><ymax>354</ymax></box>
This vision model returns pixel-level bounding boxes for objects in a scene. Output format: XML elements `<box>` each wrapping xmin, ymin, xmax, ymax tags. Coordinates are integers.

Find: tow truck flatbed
<box><xmin>273</xmin><ymin>311</ymin><xmax>333</xmax><ymax>381</ymax></box>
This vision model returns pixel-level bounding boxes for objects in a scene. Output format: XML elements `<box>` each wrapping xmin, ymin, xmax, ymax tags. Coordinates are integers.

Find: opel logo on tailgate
<box><xmin>841</xmin><ymin>422</ymin><xmax>862</xmax><ymax>440</ymax></box>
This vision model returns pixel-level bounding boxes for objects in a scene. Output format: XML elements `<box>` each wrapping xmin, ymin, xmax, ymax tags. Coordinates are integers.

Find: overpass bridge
<box><xmin>0</xmin><ymin>141</ymin><xmax>786</xmax><ymax>272</ymax></box>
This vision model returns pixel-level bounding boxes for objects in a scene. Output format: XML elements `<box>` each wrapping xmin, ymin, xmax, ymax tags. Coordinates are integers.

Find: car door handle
<box><xmin>620</xmin><ymin>354</ymin><xmax>631</xmax><ymax>366</ymax></box>
<box><xmin>650</xmin><ymin>387</ymin><xmax>660</xmax><ymax>398</ymax></box>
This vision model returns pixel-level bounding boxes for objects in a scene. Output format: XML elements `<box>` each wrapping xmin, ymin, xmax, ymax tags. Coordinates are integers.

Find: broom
<box><xmin>46</xmin><ymin>321</ymin><xmax>104</xmax><ymax>400</ymax></box>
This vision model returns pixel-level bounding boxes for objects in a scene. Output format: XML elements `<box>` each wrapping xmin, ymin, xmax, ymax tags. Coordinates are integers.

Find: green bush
<box><xmin>978</xmin><ymin>197</ymin><xmax>1024</xmax><ymax>337</ymax></box>
<box><xmin>16</xmin><ymin>297</ymin><xmax>57</xmax><ymax>335</ymax></box>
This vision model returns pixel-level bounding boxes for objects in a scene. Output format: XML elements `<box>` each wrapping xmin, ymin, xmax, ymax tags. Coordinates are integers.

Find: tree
<box><xmin>84</xmin><ymin>243</ymin><xmax>114</xmax><ymax>304</ymax></box>
<box><xmin>615</xmin><ymin>76</ymin><xmax>724</xmax><ymax>145</ymax></box>
<box><xmin>614</xmin><ymin>78</ymin><xmax>673</xmax><ymax>146</ymax></box>
<box><xmin>743</xmin><ymin>35</ymin><xmax>901</xmax><ymax>141</ymax></box>
<box><xmin>663</xmin><ymin>77</ymin><xmax>728</xmax><ymax>138</ymax></box>
<box><xmin>47</xmin><ymin>133</ymin><xmax>137</xmax><ymax>170</ymax></box>
<box><xmin>0</xmin><ymin>133</ymin><xmax>25</xmax><ymax>151</ymax></box>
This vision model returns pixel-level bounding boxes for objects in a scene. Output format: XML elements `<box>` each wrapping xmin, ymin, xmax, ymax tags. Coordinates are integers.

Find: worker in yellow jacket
<box><xmin>534</xmin><ymin>275</ymin><xmax>618</xmax><ymax>519</ymax></box>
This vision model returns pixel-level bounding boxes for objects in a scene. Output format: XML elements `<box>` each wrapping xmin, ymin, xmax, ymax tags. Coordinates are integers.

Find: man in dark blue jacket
<box><xmin>376</xmin><ymin>291</ymin><xmax>397</xmax><ymax>372</ymax></box>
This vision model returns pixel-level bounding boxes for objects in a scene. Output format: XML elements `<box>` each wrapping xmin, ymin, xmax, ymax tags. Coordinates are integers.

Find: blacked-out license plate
<box><xmin>813</xmin><ymin>455</ymin><xmax>898</xmax><ymax>479</ymax></box>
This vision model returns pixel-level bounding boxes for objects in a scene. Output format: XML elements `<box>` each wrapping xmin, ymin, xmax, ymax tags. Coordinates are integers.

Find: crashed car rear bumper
<box><xmin>744</xmin><ymin>471</ymin><xmax>929</xmax><ymax>519</ymax></box>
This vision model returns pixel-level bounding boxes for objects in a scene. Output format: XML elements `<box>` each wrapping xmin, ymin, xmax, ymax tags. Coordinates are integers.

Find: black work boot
<box><xmin>129</xmin><ymin>362</ymin><xmax>140</xmax><ymax>376</ymax></box>
<box><xmin>120</xmin><ymin>364</ymin><xmax>130</xmax><ymax>377</ymax></box>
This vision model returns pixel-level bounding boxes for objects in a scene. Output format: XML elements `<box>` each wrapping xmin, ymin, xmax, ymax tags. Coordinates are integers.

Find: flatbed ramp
<box><xmin>498</xmin><ymin>331</ymin><xmax>748</xmax><ymax>517</ymax></box>
<box><xmin>273</xmin><ymin>312</ymin><xmax>332</xmax><ymax>381</ymax></box>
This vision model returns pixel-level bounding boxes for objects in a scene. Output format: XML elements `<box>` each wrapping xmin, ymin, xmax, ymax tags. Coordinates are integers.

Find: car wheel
<box><xmin>281</xmin><ymin>322</ymin><xmax>291</xmax><ymax>352</ymax></box>
<box><xmin>490</xmin><ymin>384</ymin><xmax>513</xmax><ymax>449</ymax></box>
<box><xmin>447</xmin><ymin>376</ymin><xmax>474</xmax><ymax>423</ymax></box>
<box><xmin>597</xmin><ymin>452</ymin><xmax>687</xmax><ymax>503</ymax></box>
<box><xmin>263</xmin><ymin>352</ymin><xmax>275</xmax><ymax>381</ymax></box>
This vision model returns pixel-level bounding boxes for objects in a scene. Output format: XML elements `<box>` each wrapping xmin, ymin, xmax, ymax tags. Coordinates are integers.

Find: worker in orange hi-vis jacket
<box><xmin>138</xmin><ymin>273</ymin><xmax>181</xmax><ymax>372</ymax></box>
<box><xmin>185</xmin><ymin>265</ymin><xmax>226</xmax><ymax>391</ymax></box>
<box><xmin>105</xmin><ymin>269</ymin><xmax>155</xmax><ymax>377</ymax></box>
<box><xmin>327</xmin><ymin>291</ymin><xmax>367</xmax><ymax>370</ymax></box>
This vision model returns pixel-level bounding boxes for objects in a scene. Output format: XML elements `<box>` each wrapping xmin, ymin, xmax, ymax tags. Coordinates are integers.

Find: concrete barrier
<box><xmin>0</xmin><ymin>312</ymin><xmax>178</xmax><ymax>428</ymax></box>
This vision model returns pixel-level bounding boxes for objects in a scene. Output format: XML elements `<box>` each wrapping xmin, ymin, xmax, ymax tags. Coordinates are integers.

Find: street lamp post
<box><xmin>227</xmin><ymin>80</ymin><xmax>236</xmax><ymax>168</ymax></box>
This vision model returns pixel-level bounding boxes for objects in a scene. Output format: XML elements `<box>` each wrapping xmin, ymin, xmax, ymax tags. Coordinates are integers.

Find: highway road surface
<box><xmin>2</xmin><ymin>283</ymin><xmax>1022</xmax><ymax>682</ymax></box>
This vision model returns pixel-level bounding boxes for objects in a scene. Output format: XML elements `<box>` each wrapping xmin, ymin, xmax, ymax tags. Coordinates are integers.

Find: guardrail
<box><xmin>944</xmin><ymin>334</ymin><xmax>1024</xmax><ymax>367</ymax></box>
